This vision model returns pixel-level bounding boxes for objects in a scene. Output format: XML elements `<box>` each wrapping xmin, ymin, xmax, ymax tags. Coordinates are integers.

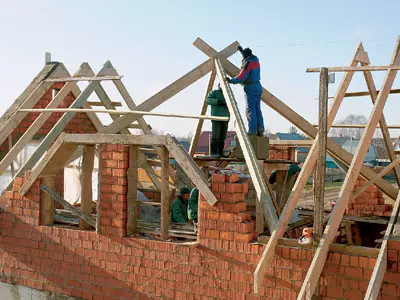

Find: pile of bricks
<box><xmin>200</xmin><ymin>173</ymin><xmax>256</xmax><ymax>244</ymax></box>
<box><xmin>269</xmin><ymin>146</ymin><xmax>290</xmax><ymax>160</ymax></box>
<box><xmin>346</xmin><ymin>177</ymin><xmax>392</xmax><ymax>217</ymax></box>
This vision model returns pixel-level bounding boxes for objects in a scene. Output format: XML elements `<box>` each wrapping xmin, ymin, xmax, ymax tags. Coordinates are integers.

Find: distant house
<box><xmin>327</xmin><ymin>138</ymin><xmax>376</xmax><ymax>168</ymax></box>
<box><xmin>275</xmin><ymin>132</ymin><xmax>310</xmax><ymax>162</ymax></box>
<box><xmin>195</xmin><ymin>131</ymin><xmax>236</xmax><ymax>155</ymax></box>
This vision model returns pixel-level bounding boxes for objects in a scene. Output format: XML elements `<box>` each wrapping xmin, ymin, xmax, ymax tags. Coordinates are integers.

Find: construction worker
<box><xmin>226</xmin><ymin>46</ymin><xmax>264</xmax><ymax>136</ymax></box>
<box><xmin>187</xmin><ymin>188</ymin><xmax>199</xmax><ymax>225</ymax></box>
<box><xmin>206</xmin><ymin>83</ymin><xmax>230</xmax><ymax>158</ymax></box>
<box><xmin>170</xmin><ymin>187</ymin><xmax>191</xmax><ymax>223</ymax></box>
<box><xmin>269</xmin><ymin>164</ymin><xmax>301</xmax><ymax>185</ymax></box>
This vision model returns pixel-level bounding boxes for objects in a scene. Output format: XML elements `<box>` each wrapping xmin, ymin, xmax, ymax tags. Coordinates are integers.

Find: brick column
<box><xmin>5</xmin><ymin>175</ymin><xmax>41</xmax><ymax>226</ymax></box>
<box><xmin>99</xmin><ymin>144</ymin><xmax>128</xmax><ymax>236</ymax></box>
<box><xmin>199</xmin><ymin>173</ymin><xmax>255</xmax><ymax>249</ymax></box>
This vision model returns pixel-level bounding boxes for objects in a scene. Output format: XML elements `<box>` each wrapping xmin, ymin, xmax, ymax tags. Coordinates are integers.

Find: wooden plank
<box><xmin>165</xmin><ymin>135</ymin><xmax>218</xmax><ymax>206</ymax></box>
<box><xmin>100</xmin><ymin>41</ymin><xmax>238</xmax><ymax>134</ymax></box>
<box><xmin>269</xmin><ymin>140</ymin><xmax>314</xmax><ymax>146</ymax></box>
<box><xmin>189</xmin><ymin>70</ymin><xmax>217</xmax><ymax>156</ymax></box>
<box><xmin>306</xmin><ymin>65</ymin><xmax>400</xmax><ymax>72</ymax></box>
<box><xmin>41</xmin><ymin>176</ymin><xmax>55</xmax><ymax>225</ymax></box>
<box><xmin>360</xmin><ymin>49</ymin><xmax>400</xmax><ymax>186</ymax></box>
<box><xmin>87</xmin><ymin>101</ymin><xmax>122</xmax><ymax>107</ymax></box>
<box><xmin>96</xmin><ymin>145</ymin><xmax>101</xmax><ymax>233</ymax></box>
<box><xmin>252</xmin><ymin>42</ymin><xmax>364</xmax><ymax>294</ymax></box>
<box><xmin>314</xmin><ymin>67</ymin><xmax>328</xmax><ymax>244</ymax></box>
<box><xmin>44</xmin><ymin>75</ymin><xmax>122</xmax><ymax>82</ymax></box>
<box><xmin>314</xmin><ymin>89</ymin><xmax>400</xmax><ymax>99</ymax></box>
<box><xmin>314</xmin><ymin>124</ymin><xmax>400</xmax><ymax>129</ymax></box>
<box><xmin>298</xmin><ymin>39</ymin><xmax>400</xmax><ymax>299</ymax></box>
<box><xmin>160</xmin><ymin>147</ymin><xmax>170</xmax><ymax>240</ymax></box>
<box><xmin>63</xmin><ymin>134</ymin><xmax>167</xmax><ymax>146</ymax></box>
<box><xmin>194</xmin><ymin>38</ymin><xmax>397</xmax><ymax>200</ymax></box>
<box><xmin>40</xmin><ymin>184</ymin><xmax>96</xmax><ymax>228</ymax></box>
<box><xmin>364</xmin><ymin>191</ymin><xmax>400</xmax><ymax>299</ymax></box>
<box><xmin>19</xmin><ymin>133</ymin><xmax>67</xmax><ymax>195</ymax></box>
<box><xmin>215</xmin><ymin>58</ymin><xmax>277</xmax><ymax>233</ymax></box>
<box><xmin>127</xmin><ymin>146</ymin><xmax>138</xmax><ymax>235</ymax></box>
<box><xmin>80</xmin><ymin>145</ymin><xmax>95</xmax><ymax>229</ymax></box>
<box><xmin>138</xmin><ymin>152</ymin><xmax>162</xmax><ymax>191</ymax></box>
<box><xmin>8</xmin><ymin>136</ymin><xmax>15</xmax><ymax>177</ymax></box>
<box><xmin>19</xmin><ymin>108</ymin><xmax>230</xmax><ymax>122</ymax></box>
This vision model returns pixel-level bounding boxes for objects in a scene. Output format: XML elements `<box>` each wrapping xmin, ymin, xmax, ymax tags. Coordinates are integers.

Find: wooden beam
<box><xmin>127</xmin><ymin>146</ymin><xmax>138</xmax><ymax>235</ymax></box>
<box><xmin>314</xmin><ymin>88</ymin><xmax>400</xmax><ymax>99</ymax></box>
<box><xmin>138</xmin><ymin>152</ymin><xmax>162</xmax><ymax>191</ymax></box>
<box><xmin>87</xmin><ymin>101</ymin><xmax>122</xmax><ymax>107</ymax></box>
<box><xmin>298</xmin><ymin>38</ymin><xmax>400</xmax><ymax>299</ymax></box>
<box><xmin>307</xmin><ymin>65</ymin><xmax>400</xmax><ymax>72</ymax></box>
<box><xmin>215</xmin><ymin>58</ymin><xmax>278</xmax><ymax>233</ymax></box>
<box><xmin>96</xmin><ymin>145</ymin><xmax>101</xmax><ymax>233</ymax></box>
<box><xmin>8</xmin><ymin>136</ymin><xmax>15</xmax><ymax>178</ymax></box>
<box><xmin>360</xmin><ymin>49</ymin><xmax>400</xmax><ymax>186</ymax></box>
<box><xmin>194</xmin><ymin>39</ymin><xmax>396</xmax><ymax>200</ymax></box>
<box><xmin>63</xmin><ymin>134</ymin><xmax>167</xmax><ymax>146</ymax></box>
<box><xmin>189</xmin><ymin>70</ymin><xmax>217</xmax><ymax>156</ymax></box>
<box><xmin>18</xmin><ymin>108</ymin><xmax>230</xmax><ymax>122</ymax></box>
<box><xmin>314</xmin><ymin>124</ymin><xmax>400</xmax><ymax>129</ymax></box>
<box><xmin>269</xmin><ymin>140</ymin><xmax>314</xmax><ymax>146</ymax></box>
<box><xmin>40</xmin><ymin>184</ymin><xmax>96</xmax><ymax>228</ymax></box>
<box><xmin>160</xmin><ymin>147</ymin><xmax>170</xmax><ymax>240</ymax></box>
<box><xmin>252</xmin><ymin>42</ymin><xmax>364</xmax><ymax>294</ymax></box>
<box><xmin>80</xmin><ymin>145</ymin><xmax>95</xmax><ymax>229</ymax></box>
<box><xmin>314</xmin><ymin>67</ymin><xmax>328</xmax><ymax>244</ymax></box>
<box><xmin>99</xmin><ymin>41</ymin><xmax>239</xmax><ymax>134</ymax></box>
<box><xmin>41</xmin><ymin>176</ymin><xmax>55</xmax><ymax>225</ymax></box>
<box><xmin>44</xmin><ymin>75</ymin><xmax>122</xmax><ymax>82</ymax></box>
<box><xmin>364</xmin><ymin>191</ymin><xmax>400</xmax><ymax>299</ymax></box>
<box><xmin>165</xmin><ymin>135</ymin><xmax>218</xmax><ymax>206</ymax></box>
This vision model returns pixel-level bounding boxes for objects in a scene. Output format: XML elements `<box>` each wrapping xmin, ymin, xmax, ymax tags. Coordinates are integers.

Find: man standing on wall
<box><xmin>226</xmin><ymin>46</ymin><xmax>264</xmax><ymax>136</ymax></box>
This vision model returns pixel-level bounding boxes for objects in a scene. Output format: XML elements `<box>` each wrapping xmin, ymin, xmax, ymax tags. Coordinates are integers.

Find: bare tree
<box><xmin>289</xmin><ymin>126</ymin><xmax>299</xmax><ymax>134</ymax></box>
<box><xmin>330</xmin><ymin>114</ymin><xmax>367</xmax><ymax>139</ymax></box>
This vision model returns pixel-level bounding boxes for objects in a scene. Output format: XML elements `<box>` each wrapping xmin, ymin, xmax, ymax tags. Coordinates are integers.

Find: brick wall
<box><xmin>346</xmin><ymin>177</ymin><xmax>392</xmax><ymax>217</ymax></box>
<box><xmin>269</xmin><ymin>146</ymin><xmax>290</xmax><ymax>160</ymax></box>
<box><xmin>0</xmin><ymin>145</ymin><xmax>399</xmax><ymax>299</ymax></box>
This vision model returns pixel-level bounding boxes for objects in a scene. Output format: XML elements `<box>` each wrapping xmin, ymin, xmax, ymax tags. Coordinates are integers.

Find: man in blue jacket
<box><xmin>226</xmin><ymin>46</ymin><xmax>264</xmax><ymax>136</ymax></box>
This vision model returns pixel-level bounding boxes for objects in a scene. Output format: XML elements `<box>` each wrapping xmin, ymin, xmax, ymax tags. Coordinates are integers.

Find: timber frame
<box><xmin>2</xmin><ymin>37</ymin><xmax>400</xmax><ymax>298</ymax></box>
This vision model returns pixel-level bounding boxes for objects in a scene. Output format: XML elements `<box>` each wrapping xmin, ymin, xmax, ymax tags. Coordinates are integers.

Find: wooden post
<box><xmin>41</xmin><ymin>176</ymin><xmax>55</xmax><ymax>225</ymax></box>
<box><xmin>96</xmin><ymin>145</ymin><xmax>102</xmax><ymax>233</ymax></box>
<box><xmin>312</xmin><ymin>67</ymin><xmax>328</xmax><ymax>299</ymax></box>
<box><xmin>80</xmin><ymin>145</ymin><xmax>95</xmax><ymax>229</ymax></box>
<box><xmin>314</xmin><ymin>67</ymin><xmax>328</xmax><ymax>242</ymax></box>
<box><xmin>160</xmin><ymin>147</ymin><xmax>170</xmax><ymax>240</ymax></box>
<box><xmin>127</xmin><ymin>146</ymin><xmax>138</xmax><ymax>235</ymax></box>
<box><xmin>8</xmin><ymin>135</ymin><xmax>14</xmax><ymax>178</ymax></box>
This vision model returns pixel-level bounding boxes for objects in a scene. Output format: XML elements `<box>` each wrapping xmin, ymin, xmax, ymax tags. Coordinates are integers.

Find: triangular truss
<box><xmin>2</xmin><ymin>36</ymin><xmax>400</xmax><ymax>298</ymax></box>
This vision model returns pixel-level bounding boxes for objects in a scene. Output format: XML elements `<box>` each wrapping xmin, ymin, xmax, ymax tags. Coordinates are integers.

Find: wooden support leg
<box><xmin>275</xmin><ymin>170</ymin><xmax>286</xmax><ymax>212</ymax></box>
<box><xmin>96</xmin><ymin>145</ymin><xmax>101</xmax><ymax>233</ymax></box>
<box><xmin>80</xmin><ymin>145</ymin><xmax>95</xmax><ymax>230</ymax></box>
<box><xmin>41</xmin><ymin>176</ymin><xmax>55</xmax><ymax>225</ymax></box>
<box><xmin>127</xmin><ymin>146</ymin><xmax>138</xmax><ymax>236</ymax></box>
<box><xmin>161</xmin><ymin>147</ymin><xmax>170</xmax><ymax>240</ymax></box>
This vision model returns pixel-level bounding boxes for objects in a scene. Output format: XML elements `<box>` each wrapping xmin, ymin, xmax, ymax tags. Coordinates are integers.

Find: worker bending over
<box><xmin>187</xmin><ymin>188</ymin><xmax>199</xmax><ymax>232</ymax></box>
<box><xmin>206</xmin><ymin>83</ymin><xmax>230</xmax><ymax>158</ymax></box>
<box><xmin>226</xmin><ymin>46</ymin><xmax>264</xmax><ymax>136</ymax></box>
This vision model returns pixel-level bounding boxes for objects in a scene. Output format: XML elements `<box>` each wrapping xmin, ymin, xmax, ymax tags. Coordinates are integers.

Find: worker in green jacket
<box><xmin>187</xmin><ymin>188</ymin><xmax>199</xmax><ymax>224</ymax></box>
<box><xmin>269</xmin><ymin>164</ymin><xmax>301</xmax><ymax>185</ymax></box>
<box><xmin>206</xmin><ymin>84</ymin><xmax>230</xmax><ymax>158</ymax></box>
<box><xmin>170</xmin><ymin>187</ymin><xmax>191</xmax><ymax>223</ymax></box>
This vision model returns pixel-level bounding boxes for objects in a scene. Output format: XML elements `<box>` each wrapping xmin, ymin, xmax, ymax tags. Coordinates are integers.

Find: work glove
<box><xmin>237</xmin><ymin>45</ymin><xmax>243</xmax><ymax>52</ymax></box>
<box><xmin>225</xmin><ymin>76</ymin><xmax>232</xmax><ymax>84</ymax></box>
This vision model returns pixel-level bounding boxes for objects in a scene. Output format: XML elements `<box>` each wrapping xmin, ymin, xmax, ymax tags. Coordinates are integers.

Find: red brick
<box><xmin>226</xmin><ymin>173</ymin><xmax>239</xmax><ymax>183</ymax></box>
<box><xmin>212</xmin><ymin>173</ymin><xmax>225</xmax><ymax>183</ymax></box>
<box><xmin>226</xmin><ymin>183</ymin><xmax>245</xmax><ymax>193</ymax></box>
<box><xmin>220</xmin><ymin>231</ymin><xmax>234</xmax><ymax>241</ymax></box>
<box><xmin>234</xmin><ymin>232</ymin><xmax>254</xmax><ymax>243</ymax></box>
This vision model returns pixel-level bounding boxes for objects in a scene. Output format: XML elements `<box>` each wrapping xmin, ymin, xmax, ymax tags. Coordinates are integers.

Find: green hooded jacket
<box><xmin>170</xmin><ymin>196</ymin><xmax>188</xmax><ymax>223</ymax></box>
<box><xmin>206</xmin><ymin>89</ymin><xmax>230</xmax><ymax>118</ymax></box>
<box><xmin>187</xmin><ymin>188</ymin><xmax>199</xmax><ymax>221</ymax></box>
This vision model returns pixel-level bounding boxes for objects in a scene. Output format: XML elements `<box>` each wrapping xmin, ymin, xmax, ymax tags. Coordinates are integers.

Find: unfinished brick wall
<box><xmin>0</xmin><ymin>144</ymin><xmax>399</xmax><ymax>299</ymax></box>
<box><xmin>346</xmin><ymin>177</ymin><xmax>392</xmax><ymax>217</ymax></box>
<box><xmin>269</xmin><ymin>146</ymin><xmax>290</xmax><ymax>160</ymax></box>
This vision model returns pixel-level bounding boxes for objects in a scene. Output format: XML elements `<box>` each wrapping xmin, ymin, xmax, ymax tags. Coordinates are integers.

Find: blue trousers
<box><xmin>244</xmin><ymin>83</ymin><xmax>264</xmax><ymax>135</ymax></box>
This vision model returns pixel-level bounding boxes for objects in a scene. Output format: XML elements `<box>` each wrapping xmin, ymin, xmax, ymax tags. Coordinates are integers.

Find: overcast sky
<box><xmin>1</xmin><ymin>1</ymin><xmax>400</xmax><ymax>137</ymax></box>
